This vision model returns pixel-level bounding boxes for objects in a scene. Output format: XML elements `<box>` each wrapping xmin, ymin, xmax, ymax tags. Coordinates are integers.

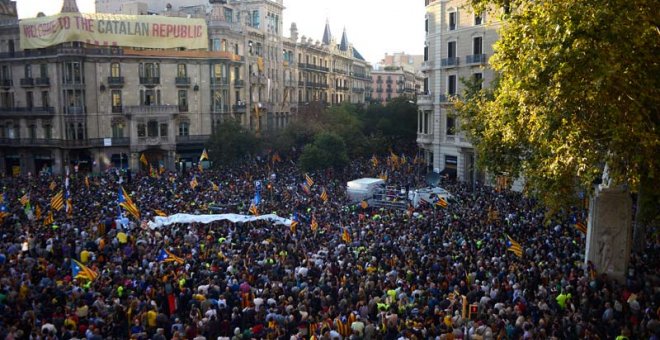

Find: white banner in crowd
<box><xmin>148</xmin><ymin>213</ymin><xmax>293</xmax><ymax>229</ymax></box>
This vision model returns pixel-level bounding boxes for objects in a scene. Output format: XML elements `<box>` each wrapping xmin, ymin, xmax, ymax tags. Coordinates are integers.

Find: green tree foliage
<box><xmin>207</xmin><ymin>118</ymin><xmax>259</xmax><ymax>165</ymax></box>
<box><xmin>456</xmin><ymin>0</ymin><xmax>659</xmax><ymax>216</ymax></box>
<box><xmin>361</xmin><ymin>97</ymin><xmax>418</xmax><ymax>141</ymax></box>
<box><xmin>299</xmin><ymin>132</ymin><xmax>349</xmax><ymax>171</ymax></box>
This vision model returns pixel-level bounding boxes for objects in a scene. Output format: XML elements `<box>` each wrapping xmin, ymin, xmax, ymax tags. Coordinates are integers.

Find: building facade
<box><xmin>418</xmin><ymin>0</ymin><xmax>499</xmax><ymax>183</ymax></box>
<box><xmin>379</xmin><ymin>52</ymin><xmax>424</xmax><ymax>73</ymax></box>
<box><xmin>0</xmin><ymin>0</ymin><xmax>371</xmax><ymax>175</ymax></box>
<box><xmin>370</xmin><ymin>67</ymin><xmax>419</xmax><ymax>103</ymax></box>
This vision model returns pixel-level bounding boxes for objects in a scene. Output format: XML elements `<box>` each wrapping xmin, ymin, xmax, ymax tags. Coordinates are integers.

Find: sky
<box><xmin>15</xmin><ymin>0</ymin><xmax>425</xmax><ymax>65</ymax></box>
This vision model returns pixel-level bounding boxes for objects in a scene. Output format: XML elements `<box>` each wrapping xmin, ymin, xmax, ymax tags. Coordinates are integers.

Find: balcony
<box><xmin>20</xmin><ymin>78</ymin><xmax>34</xmax><ymax>87</ymax></box>
<box><xmin>386</xmin><ymin>88</ymin><xmax>393</xmax><ymax>93</ymax></box>
<box><xmin>249</xmin><ymin>75</ymin><xmax>266</xmax><ymax>85</ymax></box>
<box><xmin>466</xmin><ymin>54</ymin><xmax>487</xmax><ymax>65</ymax></box>
<box><xmin>333</xmin><ymin>68</ymin><xmax>347</xmax><ymax>74</ymax></box>
<box><xmin>178</xmin><ymin>104</ymin><xmax>188</xmax><ymax>113</ymax></box>
<box><xmin>386</xmin><ymin>79</ymin><xmax>393</xmax><ymax>84</ymax></box>
<box><xmin>417</xmin><ymin>93</ymin><xmax>433</xmax><ymax>106</ymax></box>
<box><xmin>124</xmin><ymin>105</ymin><xmax>178</xmax><ymax>117</ymax></box>
<box><xmin>139</xmin><ymin>77</ymin><xmax>160</xmax><ymax>86</ymax></box>
<box><xmin>376</xmin><ymin>88</ymin><xmax>383</xmax><ymax>93</ymax></box>
<box><xmin>421</xmin><ymin>61</ymin><xmax>433</xmax><ymax>71</ymax></box>
<box><xmin>376</xmin><ymin>79</ymin><xmax>383</xmax><ymax>84</ymax></box>
<box><xmin>0</xmin><ymin>138</ymin><xmax>60</xmax><ymax>147</ymax></box>
<box><xmin>352</xmin><ymin>88</ymin><xmax>365</xmax><ymax>93</ymax></box>
<box><xmin>175</xmin><ymin>77</ymin><xmax>191</xmax><ymax>87</ymax></box>
<box><xmin>0</xmin><ymin>79</ymin><xmax>12</xmax><ymax>87</ymax></box>
<box><xmin>107</xmin><ymin>76</ymin><xmax>124</xmax><ymax>87</ymax></box>
<box><xmin>319</xmin><ymin>83</ymin><xmax>329</xmax><ymax>89</ymax></box>
<box><xmin>111</xmin><ymin>106</ymin><xmax>123</xmax><ymax>113</ymax></box>
<box><xmin>306</xmin><ymin>81</ymin><xmax>314</xmax><ymax>87</ymax></box>
<box><xmin>176</xmin><ymin>135</ymin><xmax>210</xmax><ymax>144</ymax></box>
<box><xmin>65</xmin><ymin>106</ymin><xmax>85</xmax><ymax>114</ymax></box>
<box><xmin>284</xmin><ymin>80</ymin><xmax>296</xmax><ymax>87</ymax></box>
<box><xmin>441</xmin><ymin>57</ymin><xmax>460</xmax><ymax>67</ymax></box>
<box><xmin>232</xmin><ymin>103</ymin><xmax>247</xmax><ymax>112</ymax></box>
<box><xmin>0</xmin><ymin>106</ymin><xmax>55</xmax><ymax>117</ymax></box>
<box><xmin>137</xmin><ymin>136</ymin><xmax>170</xmax><ymax>146</ymax></box>
<box><xmin>35</xmin><ymin>77</ymin><xmax>50</xmax><ymax>86</ymax></box>
<box><xmin>417</xmin><ymin>133</ymin><xmax>434</xmax><ymax>145</ymax></box>
<box><xmin>234</xmin><ymin>79</ymin><xmax>245</xmax><ymax>87</ymax></box>
<box><xmin>212</xmin><ymin>77</ymin><xmax>229</xmax><ymax>86</ymax></box>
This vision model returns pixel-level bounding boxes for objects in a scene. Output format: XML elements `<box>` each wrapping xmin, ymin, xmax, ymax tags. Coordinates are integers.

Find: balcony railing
<box><xmin>421</xmin><ymin>61</ymin><xmax>433</xmax><ymax>71</ymax></box>
<box><xmin>65</xmin><ymin>106</ymin><xmax>85</xmax><ymax>114</ymax></box>
<box><xmin>441</xmin><ymin>57</ymin><xmax>460</xmax><ymax>67</ymax></box>
<box><xmin>466</xmin><ymin>54</ymin><xmax>487</xmax><ymax>64</ymax></box>
<box><xmin>0</xmin><ymin>106</ymin><xmax>55</xmax><ymax>117</ymax></box>
<box><xmin>137</xmin><ymin>136</ymin><xmax>170</xmax><ymax>146</ymax></box>
<box><xmin>376</xmin><ymin>88</ymin><xmax>383</xmax><ymax>93</ymax></box>
<box><xmin>33</xmin><ymin>77</ymin><xmax>48</xmax><ymax>86</ymax></box>
<box><xmin>139</xmin><ymin>77</ymin><xmax>160</xmax><ymax>85</ymax></box>
<box><xmin>20</xmin><ymin>78</ymin><xmax>34</xmax><ymax>86</ymax></box>
<box><xmin>175</xmin><ymin>77</ymin><xmax>191</xmax><ymax>87</ymax></box>
<box><xmin>111</xmin><ymin>106</ymin><xmax>123</xmax><ymax>113</ymax></box>
<box><xmin>417</xmin><ymin>93</ymin><xmax>433</xmax><ymax>105</ymax></box>
<box><xmin>0</xmin><ymin>79</ymin><xmax>12</xmax><ymax>87</ymax></box>
<box><xmin>212</xmin><ymin>77</ymin><xmax>229</xmax><ymax>86</ymax></box>
<box><xmin>124</xmin><ymin>105</ymin><xmax>179</xmax><ymax>116</ymax></box>
<box><xmin>107</xmin><ymin>76</ymin><xmax>124</xmax><ymax>87</ymax></box>
<box><xmin>234</xmin><ymin>79</ymin><xmax>245</xmax><ymax>87</ymax></box>
<box><xmin>178</xmin><ymin>105</ymin><xmax>188</xmax><ymax>112</ymax></box>
<box><xmin>232</xmin><ymin>103</ymin><xmax>247</xmax><ymax>112</ymax></box>
<box><xmin>176</xmin><ymin>135</ymin><xmax>210</xmax><ymax>144</ymax></box>
<box><xmin>416</xmin><ymin>133</ymin><xmax>434</xmax><ymax>144</ymax></box>
<box><xmin>298</xmin><ymin>80</ymin><xmax>305</xmax><ymax>86</ymax></box>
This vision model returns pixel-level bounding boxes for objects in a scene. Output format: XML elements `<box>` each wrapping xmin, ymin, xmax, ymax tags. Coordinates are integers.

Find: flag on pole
<box><xmin>35</xmin><ymin>204</ymin><xmax>42</xmax><ymax>220</ymax></box>
<box><xmin>118</xmin><ymin>186</ymin><xmax>140</xmax><ymax>220</ymax></box>
<box><xmin>248</xmin><ymin>203</ymin><xmax>258</xmax><ymax>215</ymax></box>
<box><xmin>505</xmin><ymin>235</ymin><xmax>523</xmax><ymax>258</ymax></box>
<box><xmin>304</xmin><ymin>173</ymin><xmax>314</xmax><ymax>187</ymax></box>
<box><xmin>19</xmin><ymin>193</ymin><xmax>29</xmax><ymax>206</ymax></box>
<box><xmin>43</xmin><ymin>211</ymin><xmax>54</xmax><ymax>226</ymax></box>
<box><xmin>211</xmin><ymin>181</ymin><xmax>219</xmax><ymax>191</ymax></box>
<box><xmin>301</xmin><ymin>183</ymin><xmax>311</xmax><ymax>195</ymax></box>
<box><xmin>190</xmin><ymin>176</ymin><xmax>198</xmax><ymax>190</ymax></box>
<box><xmin>71</xmin><ymin>259</ymin><xmax>99</xmax><ymax>281</ymax></box>
<box><xmin>290</xmin><ymin>220</ymin><xmax>298</xmax><ymax>234</ymax></box>
<box><xmin>49</xmin><ymin>181</ymin><xmax>57</xmax><ymax>191</ymax></box>
<box><xmin>575</xmin><ymin>221</ymin><xmax>587</xmax><ymax>234</ymax></box>
<box><xmin>139</xmin><ymin>153</ymin><xmax>148</xmax><ymax>166</ymax></box>
<box><xmin>65</xmin><ymin>190</ymin><xmax>73</xmax><ymax>217</ymax></box>
<box><xmin>320</xmin><ymin>188</ymin><xmax>328</xmax><ymax>203</ymax></box>
<box><xmin>157</xmin><ymin>249</ymin><xmax>185</xmax><ymax>264</ymax></box>
<box><xmin>341</xmin><ymin>227</ymin><xmax>352</xmax><ymax>243</ymax></box>
<box><xmin>371</xmin><ymin>155</ymin><xmax>378</xmax><ymax>167</ymax></box>
<box><xmin>51</xmin><ymin>191</ymin><xmax>64</xmax><ymax>211</ymax></box>
<box><xmin>310</xmin><ymin>216</ymin><xmax>318</xmax><ymax>232</ymax></box>
<box><xmin>199</xmin><ymin>148</ymin><xmax>209</xmax><ymax>162</ymax></box>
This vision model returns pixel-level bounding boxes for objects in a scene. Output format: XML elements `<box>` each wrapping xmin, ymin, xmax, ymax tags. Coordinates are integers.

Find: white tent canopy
<box><xmin>148</xmin><ymin>213</ymin><xmax>293</xmax><ymax>229</ymax></box>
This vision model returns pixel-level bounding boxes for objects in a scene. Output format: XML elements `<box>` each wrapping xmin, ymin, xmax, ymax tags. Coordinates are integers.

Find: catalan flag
<box><xmin>320</xmin><ymin>188</ymin><xmax>328</xmax><ymax>203</ymax></box>
<box><xmin>49</xmin><ymin>181</ymin><xmax>57</xmax><ymax>191</ymax></box>
<box><xmin>51</xmin><ymin>191</ymin><xmax>64</xmax><ymax>211</ymax></box>
<box><xmin>19</xmin><ymin>193</ymin><xmax>29</xmax><ymax>206</ymax></box>
<box><xmin>190</xmin><ymin>176</ymin><xmax>198</xmax><ymax>190</ymax></box>
<box><xmin>575</xmin><ymin>221</ymin><xmax>587</xmax><ymax>234</ymax></box>
<box><xmin>301</xmin><ymin>183</ymin><xmax>311</xmax><ymax>195</ymax></box>
<box><xmin>371</xmin><ymin>155</ymin><xmax>378</xmax><ymax>167</ymax></box>
<box><xmin>200</xmin><ymin>148</ymin><xmax>209</xmax><ymax>162</ymax></box>
<box><xmin>118</xmin><ymin>186</ymin><xmax>140</xmax><ymax>220</ymax></box>
<box><xmin>378</xmin><ymin>171</ymin><xmax>388</xmax><ymax>181</ymax></box>
<box><xmin>505</xmin><ymin>235</ymin><xmax>523</xmax><ymax>258</ymax></box>
<box><xmin>84</xmin><ymin>176</ymin><xmax>90</xmax><ymax>189</ymax></box>
<box><xmin>43</xmin><ymin>211</ymin><xmax>54</xmax><ymax>226</ymax></box>
<box><xmin>389</xmin><ymin>152</ymin><xmax>399</xmax><ymax>168</ymax></box>
<box><xmin>154</xmin><ymin>209</ymin><xmax>167</xmax><ymax>217</ymax></box>
<box><xmin>157</xmin><ymin>249</ymin><xmax>185</xmax><ymax>264</ymax></box>
<box><xmin>435</xmin><ymin>197</ymin><xmax>448</xmax><ymax>208</ymax></box>
<box><xmin>305</xmin><ymin>173</ymin><xmax>314</xmax><ymax>187</ymax></box>
<box><xmin>290</xmin><ymin>220</ymin><xmax>298</xmax><ymax>234</ymax></box>
<box><xmin>272</xmin><ymin>152</ymin><xmax>282</xmax><ymax>163</ymax></box>
<box><xmin>341</xmin><ymin>227</ymin><xmax>352</xmax><ymax>243</ymax></box>
<box><xmin>211</xmin><ymin>181</ymin><xmax>219</xmax><ymax>192</ymax></box>
<box><xmin>400</xmin><ymin>153</ymin><xmax>407</xmax><ymax>165</ymax></box>
<box><xmin>139</xmin><ymin>153</ymin><xmax>148</xmax><ymax>166</ymax></box>
<box><xmin>310</xmin><ymin>216</ymin><xmax>318</xmax><ymax>232</ymax></box>
<box><xmin>65</xmin><ymin>191</ymin><xmax>73</xmax><ymax>217</ymax></box>
<box><xmin>248</xmin><ymin>203</ymin><xmax>258</xmax><ymax>215</ymax></box>
<box><xmin>71</xmin><ymin>259</ymin><xmax>99</xmax><ymax>281</ymax></box>
<box><xmin>35</xmin><ymin>204</ymin><xmax>42</xmax><ymax>220</ymax></box>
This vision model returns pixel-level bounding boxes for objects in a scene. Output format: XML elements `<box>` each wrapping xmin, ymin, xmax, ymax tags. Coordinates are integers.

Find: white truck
<box><xmin>346</xmin><ymin>178</ymin><xmax>385</xmax><ymax>203</ymax></box>
<box><xmin>410</xmin><ymin>187</ymin><xmax>454</xmax><ymax>208</ymax></box>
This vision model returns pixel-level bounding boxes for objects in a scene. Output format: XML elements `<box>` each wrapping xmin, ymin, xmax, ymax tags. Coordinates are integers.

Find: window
<box><xmin>475</xmin><ymin>13</ymin><xmax>483</xmax><ymax>25</ymax></box>
<box><xmin>139</xmin><ymin>63</ymin><xmax>159</xmax><ymax>78</ymax></box>
<box><xmin>26</xmin><ymin>91</ymin><xmax>33</xmax><ymax>108</ymax></box>
<box><xmin>449</xmin><ymin>12</ymin><xmax>457</xmax><ymax>30</ymax></box>
<box><xmin>112</xmin><ymin>121</ymin><xmax>124</xmax><ymax>138</ymax></box>
<box><xmin>224</xmin><ymin>8</ymin><xmax>233</xmax><ymax>23</ymax></box>
<box><xmin>212</xmin><ymin>38</ymin><xmax>221</xmax><ymax>51</ymax></box>
<box><xmin>212</xmin><ymin>64</ymin><xmax>225</xmax><ymax>83</ymax></box>
<box><xmin>252</xmin><ymin>10</ymin><xmax>260</xmax><ymax>28</ymax></box>
<box><xmin>473</xmin><ymin>37</ymin><xmax>483</xmax><ymax>55</ymax></box>
<box><xmin>473</xmin><ymin>73</ymin><xmax>483</xmax><ymax>90</ymax></box>
<box><xmin>160</xmin><ymin>123</ymin><xmax>168</xmax><ymax>137</ymax></box>
<box><xmin>140</xmin><ymin>89</ymin><xmax>160</xmax><ymax>106</ymax></box>
<box><xmin>178</xmin><ymin>122</ymin><xmax>189</xmax><ymax>136</ymax></box>
<box><xmin>447</xmin><ymin>116</ymin><xmax>456</xmax><ymax>135</ymax></box>
<box><xmin>111</xmin><ymin>90</ymin><xmax>122</xmax><ymax>111</ymax></box>
<box><xmin>28</xmin><ymin>124</ymin><xmax>36</xmax><ymax>139</ymax></box>
<box><xmin>1</xmin><ymin>65</ymin><xmax>10</xmax><ymax>81</ymax></box>
<box><xmin>77</xmin><ymin>123</ymin><xmax>84</xmax><ymax>140</ymax></box>
<box><xmin>64</xmin><ymin>62</ymin><xmax>82</xmax><ymax>83</ymax></box>
<box><xmin>1</xmin><ymin>91</ymin><xmax>14</xmax><ymax>108</ymax></box>
<box><xmin>24</xmin><ymin>64</ymin><xmax>32</xmax><ymax>78</ymax></box>
<box><xmin>147</xmin><ymin>121</ymin><xmax>158</xmax><ymax>137</ymax></box>
<box><xmin>448</xmin><ymin>41</ymin><xmax>456</xmax><ymax>58</ymax></box>
<box><xmin>425</xmin><ymin>18</ymin><xmax>429</xmax><ymax>34</ymax></box>
<box><xmin>177</xmin><ymin>64</ymin><xmax>187</xmax><ymax>77</ymax></box>
<box><xmin>40</xmin><ymin>64</ymin><xmax>48</xmax><ymax>78</ymax></box>
<box><xmin>424</xmin><ymin>44</ymin><xmax>428</xmax><ymax>61</ymax></box>
<box><xmin>111</xmin><ymin>63</ymin><xmax>121</xmax><ymax>77</ymax></box>
<box><xmin>221</xmin><ymin>39</ymin><xmax>227</xmax><ymax>51</ymax></box>
<box><xmin>41</xmin><ymin>91</ymin><xmax>49</xmax><ymax>108</ymax></box>
<box><xmin>448</xmin><ymin>75</ymin><xmax>457</xmax><ymax>95</ymax></box>
<box><xmin>137</xmin><ymin>123</ymin><xmax>146</xmax><ymax>137</ymax></box>
<box><xmin>178</xmin><ymin>90</ymin><xmax>188</xmax><ymax>112</ymax></box>
<box><xmin>44</xmin><ymin>124</ymin><xmax>52</xmax><ymax>139</ymax></box>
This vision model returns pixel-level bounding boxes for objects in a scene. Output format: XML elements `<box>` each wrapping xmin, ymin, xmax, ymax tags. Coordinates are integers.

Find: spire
<box><xmin>340</xmin><ymin>27</ymin><xmax>349</xmax><ymax>51</ymax></box>
<box><xmin>322</xmin><ymin>19</ymin><xmax>331</xmax><ymax>45</ymax></box>
<box><xmin>61</xmin><ymin>0</ymin><xmax>80</xmax><ymax>13</ymax></box>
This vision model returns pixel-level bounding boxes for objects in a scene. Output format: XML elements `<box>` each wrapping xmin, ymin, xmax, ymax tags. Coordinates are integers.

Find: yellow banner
<box><xmin>19</xmin><ymin>13</ymin><xmax>208</xmax><ymax>50</ymax></box>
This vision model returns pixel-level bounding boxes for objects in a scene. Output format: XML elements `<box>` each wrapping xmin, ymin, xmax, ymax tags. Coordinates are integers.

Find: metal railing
<box><xmin>441</xmin><ymin>57</ymin><xmax>460</xmax><ymax>67</ymax></box>
<box><xmin>20</xmin><ymin>78</ymin><xmax>34</xmax><ymax>86</ymax></box>
<box><xmin>139</xmin><ymin>77</ymin><xmax>160</xmax><ymax>85</ymax></box>
<box><xmin>107</xmin><ymin>76</ymin><xmax>124</xmax><ymax>87</ymax></box>
<box><xmin>175</xmin><ymin>77</ymin><xmax>191</xmax><ymax>86</ymax></box>
<box><xmin>466</xmin><ymin>54</ymin><xmax>487</xmax><ymax>64</ymax></box>
<box><xmin>35</xmin><ymin>77</ymin><xmax>50</xmax><ymax>86</ymax></box>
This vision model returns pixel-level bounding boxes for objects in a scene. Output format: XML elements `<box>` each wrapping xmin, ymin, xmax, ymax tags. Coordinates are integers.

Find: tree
<box><xmin>456</xmin><ymin>0</ymin><xmax>659</xmax><ymax>226</ymax></box>
<box><xmin>207</xmin><ymin>119</ymin><xmax>259</xmax><ymax>165</ymax></box>
<box><xmin>299</xmin><ymin>132</ymin><xmax>349</xmax><ymax>171</ymax></box>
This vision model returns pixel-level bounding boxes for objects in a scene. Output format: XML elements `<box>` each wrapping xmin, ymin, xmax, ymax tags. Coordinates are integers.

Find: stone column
<box><xmin>585</xmin><ymin>186</ymin><xmax>633</xmax><ymax>282</ymax></box>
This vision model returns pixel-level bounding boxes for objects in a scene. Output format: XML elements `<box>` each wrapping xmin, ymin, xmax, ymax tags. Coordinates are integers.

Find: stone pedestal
<box><xmin>585</xmin><ymin>186</ymin><xmax>633</xmax><ymax>282</ymax></box>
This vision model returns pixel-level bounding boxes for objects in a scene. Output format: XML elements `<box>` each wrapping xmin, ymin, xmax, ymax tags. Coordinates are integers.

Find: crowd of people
<box><xmin>0</xmin><ymin>151</ymin><xmax>657</xmax><ymax>340</ymax></box>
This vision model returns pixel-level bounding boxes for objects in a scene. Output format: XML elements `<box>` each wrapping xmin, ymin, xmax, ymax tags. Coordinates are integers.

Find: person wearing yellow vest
<box><xmin>556</xmin><ymin>290</ymin><xmax>572</xmax><ymax>309</ymax></box>
<box><xmin>80</xmin><ymin>249</ymin><xmax>90</xmax><ymax>263</ymax></box>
